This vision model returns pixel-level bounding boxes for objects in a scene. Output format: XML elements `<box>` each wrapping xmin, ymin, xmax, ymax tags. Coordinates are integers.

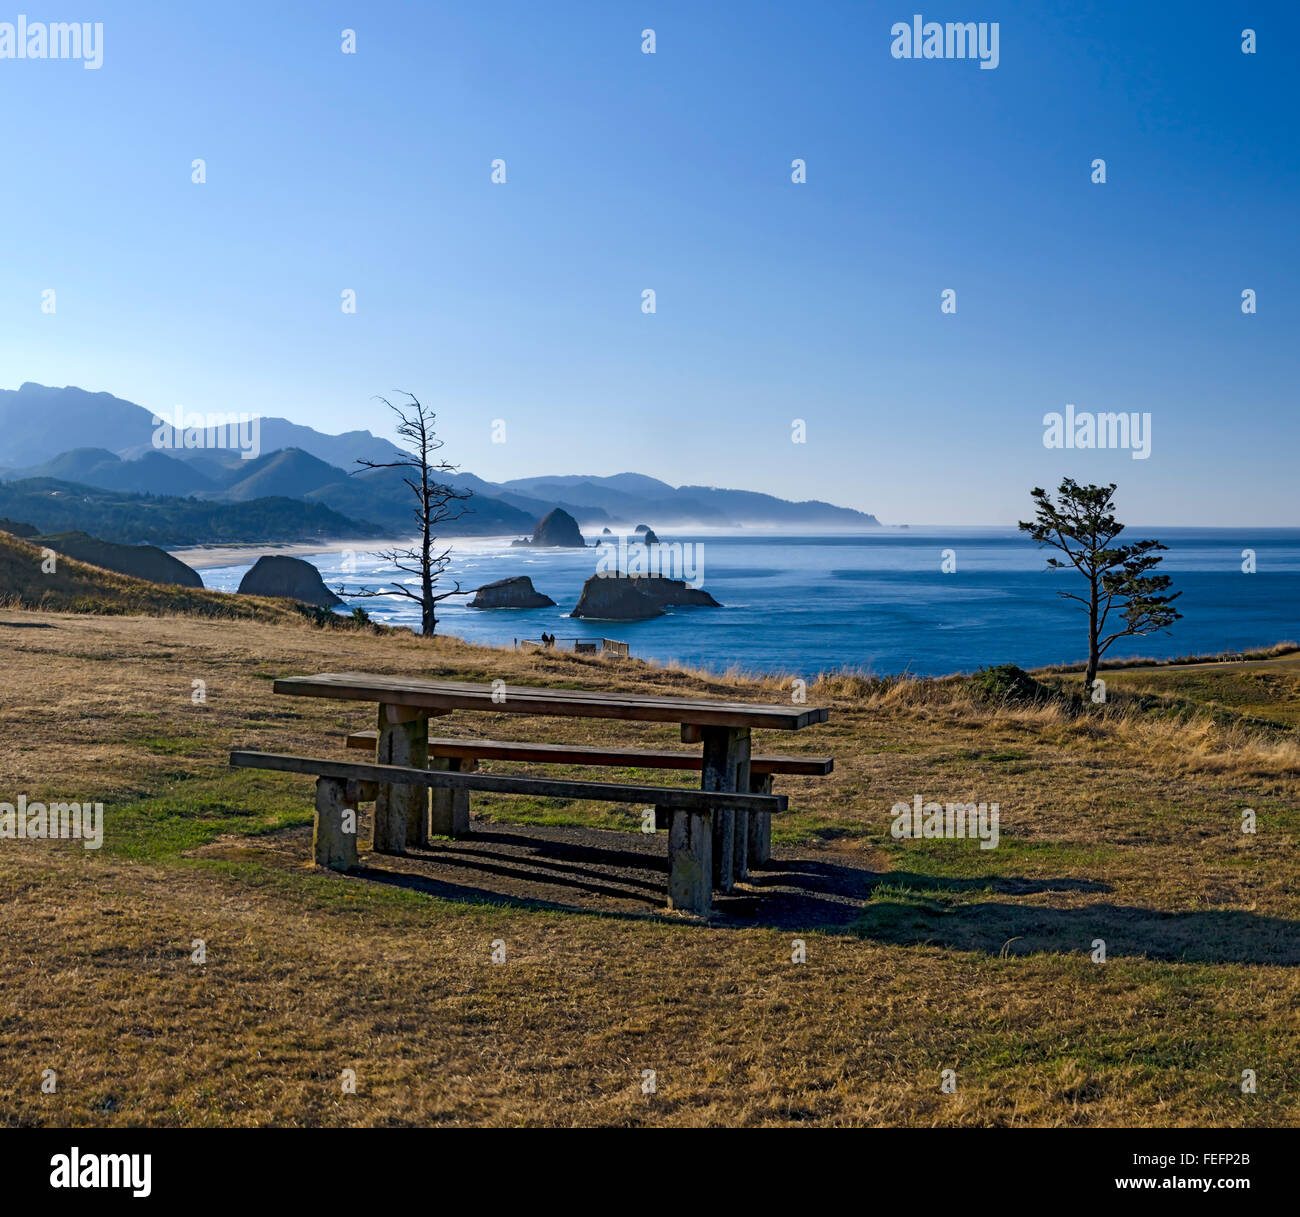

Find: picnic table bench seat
<box><xmin>230</xmin><ymin>749</ymin><xmax>786</xmax><ymax>916</ymax></box>
<box><xmin>343</xmin><ymin>729</ymin><xmax>833</xmax><ymax>774</ymax></box>
<box><xmin>342</xmin><ymin>730</ymin><xmax>831</xmax><ymax>865</ymax></box>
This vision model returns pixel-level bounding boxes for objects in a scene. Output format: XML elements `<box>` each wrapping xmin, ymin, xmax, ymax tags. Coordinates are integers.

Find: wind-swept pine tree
<box><xmin>1019</xmin><ymin>478</ymin><xmax>1182</xmax><ymax>692</ymax></box>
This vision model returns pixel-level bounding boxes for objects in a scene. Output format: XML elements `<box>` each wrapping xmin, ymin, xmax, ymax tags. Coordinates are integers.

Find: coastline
<box><xmin>168</xmin><ymin>538</ymin><xmax>416</xmax><ymax>571</ymax></box>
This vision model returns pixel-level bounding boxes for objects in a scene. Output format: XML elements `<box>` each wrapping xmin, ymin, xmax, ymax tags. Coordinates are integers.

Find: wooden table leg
<box><xmin>314</xmin><ymin>777</ymin><xmax>358</xmax><ymax>871</ymax></box>
<box><xmin>699</xmin><ymin>725</ymin><xmax>749</xmax><ymax>893</ymax></box>
<box><xmin>429</xmin><ymin>757</ymin><xmax>473</xmax><ymax>838</ymax></box>
<box><xmin>665</xmin><ymin>804</ymin><xmax>712</xmax><ymax>915</ymax></box>
<box><xmin>373</xmin><ymin>702</ymin><xmax>428</xmax><ymax>853</ymax></box>
<box><xmin>731</xmin><ymin>732</ymin><xmax>752</xmax><ymax>884</ymax></box>
<box><xmin>748</xmin><ymin>773</ymin><xmax>773</xmax><ymax>868</ymax></box>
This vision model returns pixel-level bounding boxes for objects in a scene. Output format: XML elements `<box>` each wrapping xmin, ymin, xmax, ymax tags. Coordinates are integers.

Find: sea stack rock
<box><xmin>237</xmin><ymin>555</ymin><xmax>343</xmax><ymax>608</ymax></box>
<box><xmin>35</xmin><ymin>531</ymin><xmax>204</xmax><ymax>588</ymax></box>
<box><xmin>512</xmin><ymin>507</ymin><xmax>587</xmax><ymax>548</ymax></box>
<box><xmin>468</xmin><ymin>576</ymin><xmax>556</xmax><ymax>609</ymax></box>
<box><xmin>641</xmin><ymin>528</ymin><xmax>661</xmax><ymax>545</ymax></box>
<box><xmin>570</xmin><ymin>575</ymin><xmax>664</xmax><ymax>620</ymax></box>
<box><xmin>570</xmin><ymin>575</ymin><xmax>722</xmax><ymax>620</ymax></box>
<box><xmin>636</xmin><ymin>576</ymin><xmax>720</xmax><ymax>609</ymax></box>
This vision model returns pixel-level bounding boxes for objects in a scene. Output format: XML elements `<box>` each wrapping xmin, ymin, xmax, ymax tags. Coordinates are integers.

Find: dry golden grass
<box><xmin>0</xmin><ymin>528</ymin><xmax>357</xmax><ymax>625</ymax></box>
<box><xmin>0</xmin><ymin>609</ymin><xmax>1297</xmax><ymax>1127</ymax></box>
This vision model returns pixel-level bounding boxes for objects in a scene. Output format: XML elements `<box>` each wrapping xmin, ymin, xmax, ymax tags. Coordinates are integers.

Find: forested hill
<box><xmin>0</xmin><ymin>479</ymin><xmax>384</xmax><ymax>547</ymax></box>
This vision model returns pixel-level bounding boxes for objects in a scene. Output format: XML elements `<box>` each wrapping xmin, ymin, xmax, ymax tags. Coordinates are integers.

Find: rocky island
<box><xmin>468</xmin><ymin>576</ymin><xmax>556</xmax><ymax>609</ymax></box>
<box><xmin>570</xmin><ymin>574</ymin><xmax>722</xmax><ymax>621</ymax></box>
<box><xmin>237</xmin><ymin>555</ymin><xmax>343</xmax><ymax>608</ymax></box>
<box><xmin>511</xmin><ymin>508</ymin><xmax>587</xmax><ymax>549</ymax></box>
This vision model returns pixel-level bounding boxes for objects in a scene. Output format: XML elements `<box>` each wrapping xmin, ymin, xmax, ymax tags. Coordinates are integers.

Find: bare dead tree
<box><xmin>336</xmin><ymin>392</ymin><xmax>472</xmax><ymax>636</ymax></box>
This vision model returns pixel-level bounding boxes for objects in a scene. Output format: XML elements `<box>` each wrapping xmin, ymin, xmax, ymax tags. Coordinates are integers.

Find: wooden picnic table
<box><xmin>273</xmin><ymin>672</ymin><xmax>829</xmax><ymax>892</ymax></box>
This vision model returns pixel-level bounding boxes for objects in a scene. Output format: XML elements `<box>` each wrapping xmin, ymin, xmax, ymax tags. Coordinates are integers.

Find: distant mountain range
<box><xmin>0</xmin><ymin>383</ymin><xmax>879</xmax><ymax>540</ymax></box>
<box><xmin>0</xmin><ymin>382</ymin><xmax>401</xmax><ymax>470</ymax></box>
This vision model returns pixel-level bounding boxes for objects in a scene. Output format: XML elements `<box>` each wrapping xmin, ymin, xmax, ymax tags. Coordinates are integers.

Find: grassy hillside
<box><xmin>0</xmin><ymin>601</ymin><xmax>1295</xmax><ymax>1127</ymax></box>
<box><xmin>0</xmin><ymin>528</ymin><xmax>327</xmax><ymax>622</ymax></box>
<box><xmin>34</xmin><ymin>531</ymin><xmax>205</xmax><ymax>589</ymax></box>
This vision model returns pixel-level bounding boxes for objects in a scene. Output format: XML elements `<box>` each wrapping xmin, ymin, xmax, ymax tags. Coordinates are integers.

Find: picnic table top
<box><xmin>273</xmin><ymin>672</ymin><xmax>829</xmax><ymax>731</ymax></box>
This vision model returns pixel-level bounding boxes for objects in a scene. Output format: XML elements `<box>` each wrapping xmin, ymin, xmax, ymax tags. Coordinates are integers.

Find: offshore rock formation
<box><xmin>511</xmin><ymin>507</ymin><xmax>587</xmax><ymax>548</ymax></box>
<box><xmin>237</xmin><ymin>555</ymin><xmax>342</xmax><ymax>607</ymax></box>
<box><xmin>468</xmin><ymin>576</ymin><xmax>556</xmax><ymax>609</ymax></box>
<box><xmin>570</xmin><ymin>575</ymin><xmax>721</xmax><ymax>621</ymax></box>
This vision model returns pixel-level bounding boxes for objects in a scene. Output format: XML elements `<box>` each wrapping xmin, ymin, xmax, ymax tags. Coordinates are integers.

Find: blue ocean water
<box><xmin>198</xmin><ymin>528</ymin><xmax>1300</xmax><ymax>677</ymax></box>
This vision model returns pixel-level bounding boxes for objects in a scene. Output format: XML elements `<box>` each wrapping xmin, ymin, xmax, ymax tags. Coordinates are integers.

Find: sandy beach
<box><xmin>168</xmin><ymin>538</ymin><xmax>414</xmax><ymax>571</ymax></box>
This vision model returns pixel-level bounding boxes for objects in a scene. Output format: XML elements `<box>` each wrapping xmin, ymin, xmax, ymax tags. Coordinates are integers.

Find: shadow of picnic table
<box><xmin>841</xmin><ymin>891</ymin><xmax>1300</xmax><ymax>966</ymax></box>
<box><xmin>345</xmin><ymin>825</ymin><xmax>1300</xmax><ymax>965</ymax></box>
<box><xmin>722</xmin><ymin>861</ymin><xmax>1300</xmax><ymax>964</ymax></box>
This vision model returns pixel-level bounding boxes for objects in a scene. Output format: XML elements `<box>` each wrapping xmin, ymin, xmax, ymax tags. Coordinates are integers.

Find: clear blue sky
<box><xmin>1</xmin><ymin>1</ymin><xmax>1295</xmax><ymax>525</ymax></box>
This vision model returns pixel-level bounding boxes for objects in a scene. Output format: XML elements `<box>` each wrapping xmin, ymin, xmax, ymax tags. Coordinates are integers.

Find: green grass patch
<box><xmin>137</xmin><ymin>734</ymin><xmax>204</xmax><ymax>756</ymax></box>
<box><xmin>101</xmin><ymin>771</ymin><xmax>313</xmax><ymax>860</ymax></box>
